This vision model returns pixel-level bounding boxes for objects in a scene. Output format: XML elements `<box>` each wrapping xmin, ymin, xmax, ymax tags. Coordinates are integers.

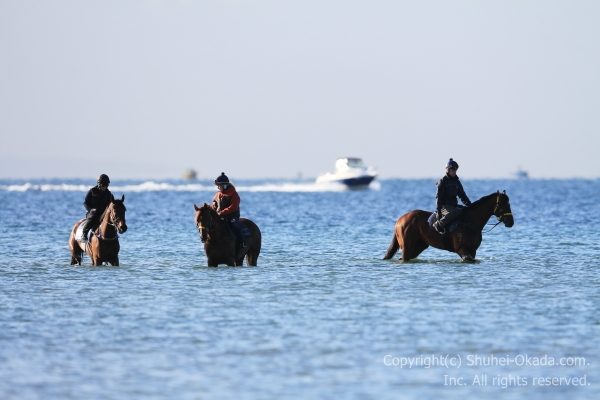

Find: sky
<box><xmin>1</xmin><ymin>0</ymin><xmax>599</xmax><ymax>180</ymax></box>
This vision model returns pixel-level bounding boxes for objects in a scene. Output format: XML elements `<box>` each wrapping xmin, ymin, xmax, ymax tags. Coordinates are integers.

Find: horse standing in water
<box><xmin>384</xmin><ymin>191</ymin><xmax>514</xmax><ymax>262</ymax></box>
<box><xmin>69</xmin><ymin>195</ymin><xmax>128</xmax><ymax>266</ymax></box>
<box><xmin>194</xmin><ymin>203</ymin><xmax>261</xmax><ymax>267</ymax></box>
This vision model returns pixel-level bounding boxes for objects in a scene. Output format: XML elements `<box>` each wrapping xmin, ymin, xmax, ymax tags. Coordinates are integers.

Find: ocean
<box><xmin>0</xmin><ymin>178</ymin><xmax>598</xmax><ymax>399</ymax></box>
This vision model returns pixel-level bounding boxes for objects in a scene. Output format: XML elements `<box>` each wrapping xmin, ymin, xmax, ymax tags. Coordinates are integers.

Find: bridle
<box><xmin>484</xmin><ymin>192</ymin><xmax>513</xmax><ymax>233</ymax></box>
<box><xmin>196</xmin><ymin>207</ymin><xmax>212</xmax><ymax>243</ymax></box>
<box><xmin>493</xmin><ymin>192</ymin><xmax>513</xmax><ymax>222</ymax></box>
<box><xmin>101</xmin><ymin>203</ymin><xmax>125</xmax><ymax>239</ymax></box>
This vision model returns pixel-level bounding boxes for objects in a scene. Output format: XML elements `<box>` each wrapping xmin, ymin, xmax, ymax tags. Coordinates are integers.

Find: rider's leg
<box><xmin>230</xmin><ymin>220</ymin><xmax>250</xmax><ymax>260</ymax></box>
<box><xmin>229</xmin><ymin>219</ymin><xmax>245</xmax><ymax>245</ymax></box>
<box><xmin>436</xmin><ymin>206</ymin><xmax>464</xmax><ymax>232</ymax></box>
<box><xmin>81</xmin><ymin>210</ymin><xmax>99</xmax><ymax>241</ymax></box>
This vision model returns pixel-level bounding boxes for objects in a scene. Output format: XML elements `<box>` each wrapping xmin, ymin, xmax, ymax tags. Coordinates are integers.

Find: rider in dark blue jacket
<box><xmin>433</xmin><ymin>159</ymin><xmax>471</xmax><ymax>234</ymax></box>
<box><xmin>80</xmin><ymin>174</ymin><xmax>114</xmax><ymax>241</ymax></box>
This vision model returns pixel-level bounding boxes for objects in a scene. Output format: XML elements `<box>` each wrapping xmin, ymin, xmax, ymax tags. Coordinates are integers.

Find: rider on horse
<box><xmin>211</xmin><ymin>172</ymin><xmax>250</xmax><ymax>256</ymax></box>
<box><xmin>80</xmin><ymin>174</ymin><xmax>114</xmax><ymax>241</ymax></box>
<box><xmin>433</xmin><ymin>158</ymin><xmax>472</xmax><ymax>234</ymax></box>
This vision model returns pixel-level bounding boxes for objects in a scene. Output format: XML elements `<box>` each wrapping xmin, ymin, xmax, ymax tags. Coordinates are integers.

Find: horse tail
<box><xmin>383</xmin><ymin>234</ymin><xmax>400</xmax><ymax>260</ymax></box>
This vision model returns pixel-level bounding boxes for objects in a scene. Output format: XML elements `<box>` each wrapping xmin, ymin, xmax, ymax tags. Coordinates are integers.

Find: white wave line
<box><xmin>0</xmin><ymin>181</ymin><xmax>379</xmax><ymax>193</ymax></box>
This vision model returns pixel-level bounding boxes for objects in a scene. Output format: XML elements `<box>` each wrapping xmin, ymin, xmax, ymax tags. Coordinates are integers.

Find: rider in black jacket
<box><xmin>433</xmin><ymin>159</ymin><xmax>471</xmax><ymax>234</ymax></box>
<box><xmin>80</xmin><ymin>174</ymin><xmax>114</xmax><ymax>241</ymax></box>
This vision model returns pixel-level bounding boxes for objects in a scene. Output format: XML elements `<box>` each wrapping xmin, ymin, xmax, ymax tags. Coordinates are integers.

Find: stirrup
<box><xmin>434</xmin><ymin>223</ymin><xmax>446</xmax><ymax>234</ymax></box>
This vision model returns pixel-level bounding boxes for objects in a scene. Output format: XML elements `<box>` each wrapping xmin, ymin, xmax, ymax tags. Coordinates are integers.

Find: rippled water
<box><xmin>1</xmin><ymin>178</ymin><xmax>598</xmax><ymax>399</ymax></box>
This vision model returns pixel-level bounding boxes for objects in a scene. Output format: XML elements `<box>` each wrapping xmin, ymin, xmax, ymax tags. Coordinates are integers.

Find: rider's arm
<box><xmin>218</xmin><ymin>191</ymin><xmax>240</xmax><ymax>216</ymax></box>
<box><xmin>84</xmin><ymin>189</ymin><xmax>94</xmax><ymax>212</ymax></box>
<box><xmin>457</xmin><ymin>181</ymin><xmax>471</xmax><ymax>206</ymax></box>
<box><xmin>435</xmin><ymin>180</ymin><xmax>444</xmax><ymax>213</ymax></box>
<box><xmin>211</xmin><ymin>193</ymin><xmax>219</xmax><ymax>210</ymax></box>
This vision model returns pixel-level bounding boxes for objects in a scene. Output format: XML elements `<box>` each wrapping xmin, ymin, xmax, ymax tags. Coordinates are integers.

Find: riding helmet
<box><xmin>98</xmin><ymin>174</ymin><xmax>110</xmax><ymax>186</ymax></box>
<box><xmin>446</xmin><ymin>158</ymin><xmax>459</xmax><ymax>170</ymax></box>
<box><xmin>214</xmin><ymin>172</ymin><xmax>230</xmax><ymax>185</ymax></box>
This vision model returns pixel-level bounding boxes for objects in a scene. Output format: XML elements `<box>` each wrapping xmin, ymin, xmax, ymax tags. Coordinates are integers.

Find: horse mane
<box><xmin>99</xmin><ymin>201</ymin><xmax>114</xmax><ymax>221</ymax></box>
<box><xmin>201</xmin><ymin>203</ymin><xmax>218</xmax><ymax>214</ymax></box>
<box><xmin>99</xmin><ymin>198</ymin><xmax>125</xmax><ymax>221</ymax></box>
<box><xmin>200</xmin><ymin>203</ymin><xmax>221</xmax><ymax>222</ymax></box>
<box><xmin>468</xmin><ymin>192</ymin><xmax>499</xmax><ymax>210</ymax></box>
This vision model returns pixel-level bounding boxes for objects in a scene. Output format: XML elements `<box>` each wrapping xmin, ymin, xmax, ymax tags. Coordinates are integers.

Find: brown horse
<box><xmin>69</xmin><ymin>195</ymin><xmax>128</xmax><ymax>266</ymax></box>
<box><xmin>384</xmin><ymin>191</ymin><xmax>514</xmax><ymax>262</ymax></box>
<box><xmin>194</xmin><ymin>203</ymin><xmax>261</xmax><ymax>267</ymax></box>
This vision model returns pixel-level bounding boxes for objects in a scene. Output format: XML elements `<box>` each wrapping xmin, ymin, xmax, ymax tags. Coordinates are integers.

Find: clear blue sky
<box><xmin>1</xmin><ymin>0</ymin><xmax>599</xmax><ymax>179</ymax></box>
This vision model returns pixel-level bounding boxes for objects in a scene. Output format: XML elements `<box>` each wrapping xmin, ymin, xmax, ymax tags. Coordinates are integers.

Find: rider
<box><xmin>211</xmin><ymin>172</ymin><xmax>249</xmax><ymax>255</ymax></box>
<box><xmin>433</xmin><ymin>158</ymin><xmax>472</xmax><ymax>234</ymax></box>
<box><xmin>80</xmin><ymin>174</ymin><xmax>114</xmax><ymax>241</ymax></box>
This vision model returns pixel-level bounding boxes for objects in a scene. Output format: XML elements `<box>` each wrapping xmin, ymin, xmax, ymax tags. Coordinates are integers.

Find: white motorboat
<box><xmin>316</xmin><ymin>157</ymin><xmax>378</xmax><ymax>188</ymax></box>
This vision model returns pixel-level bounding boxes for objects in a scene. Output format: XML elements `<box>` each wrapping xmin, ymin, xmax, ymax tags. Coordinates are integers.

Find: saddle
<box><xmin>428</xmin><ymin>213</ymin><xmax>461</xmax><ymax>234</ymax></box>
<box><xmin>75</xmin><ymin>219</ymin><xmax>96</xmax><ymax>242</ymax></box>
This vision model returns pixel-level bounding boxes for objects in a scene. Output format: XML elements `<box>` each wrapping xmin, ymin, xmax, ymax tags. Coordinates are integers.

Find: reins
<box><xmin>482</xmin><ymin>220</ymin><xmax>503</xmax><ymax>234</ymax></box>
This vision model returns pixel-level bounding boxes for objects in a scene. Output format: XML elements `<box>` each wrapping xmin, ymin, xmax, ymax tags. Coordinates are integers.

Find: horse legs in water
<box><xmin>69</xmin><ymin>224</ymin><xmax>83</xmax><ymax>265</ymax></box>
<box><xmin>245</xmin><ymin>246</ymin><xmax>261</xmax><ymax>267</ymax></box>
<box><xmin>401</xmin><ymin>238</ymin><xmax>429</xmax><ymax>262</ymax></box>
<box><xmin>383</xmin><ymin>233</ymin><xmax>429</xmax><ymax>262</ymax></box>
<box><xmin>458</xmin><ymin>249</ymin><xmax>477</xmax><ymax>263</ymax></box>
<box><xmin>207</xmin><ymin>256</ymin><xmax>236</xmax><ymax>267</ymax></box>
<box><xmin>70</xmin><ymin>247</ymin><xmax>82</xmax><ymax>265</ymax></box>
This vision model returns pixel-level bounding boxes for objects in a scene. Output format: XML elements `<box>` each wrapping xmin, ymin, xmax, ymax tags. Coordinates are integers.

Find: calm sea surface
<box><xmin>0</xmin><ymin>178</ymin><xmax>598</xmax><ymax>399</ymax></box>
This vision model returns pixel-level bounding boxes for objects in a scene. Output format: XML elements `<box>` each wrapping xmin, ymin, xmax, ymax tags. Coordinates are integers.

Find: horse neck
<box><xmin>98</xmin><ymin>206</ymin><xmax>117</xmax><ymax>238</ymax></box>
<box><xmin>201</xmin><ymin>210</ymin><xmax>222</xmax><ymax>241</ymax></box>
<box><xmin>464</xmin><ymin>195</ymin><xmax>496</xmax><ymax>232</ymax></box>
<box><xmin>207</xmin><ymin>211</ymin><xmax>232</xmax><ymax>241</ymax></box>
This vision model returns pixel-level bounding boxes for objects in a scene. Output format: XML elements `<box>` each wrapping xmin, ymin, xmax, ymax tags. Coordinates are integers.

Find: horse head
<box><xmin>109</xmin><ymin>194</ymin><xmax>128</xmax><ymax>233</ymax></box>
<box><xmin>493</xmin><ymin>191</ymin><xmax>514</xmax><ymax>228</ymax></box>
<box><xmin>194</xmin><ymin>203</ymin><xmax>217</xmax><ymax>243</ymax></box>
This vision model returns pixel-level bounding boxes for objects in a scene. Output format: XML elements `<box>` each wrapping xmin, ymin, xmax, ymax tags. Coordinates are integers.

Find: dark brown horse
<box><xmin>69</xmin><ymin>195</ymin><xmax>128</xmax><ymax>266</ymax></box>
<box><xmin>384</xmin><ymin>191</ymin><xmax>514</xmax><ymax>262</ymax></box>
<box><xmin>194</xmin><ymin>203</ymin><xmax>261</xmax><ymax>267</ymax></box>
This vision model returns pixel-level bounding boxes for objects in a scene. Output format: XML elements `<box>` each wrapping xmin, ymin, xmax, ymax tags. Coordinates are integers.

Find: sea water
<box><xmin>0</xmin><ymin>178</ymin><xmax>598</xmax><ymax>399</ymax></box>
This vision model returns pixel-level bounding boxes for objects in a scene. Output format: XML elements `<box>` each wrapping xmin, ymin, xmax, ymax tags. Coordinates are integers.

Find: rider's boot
<box><xmin>433</xmin><ymin>220</ymin><xmax>446</xmax><ymax>234</ymax></box>
<box><xmin>80</xmin><ymin>220</ymin><xmax>91</xmax><ymax>242</ymax></box>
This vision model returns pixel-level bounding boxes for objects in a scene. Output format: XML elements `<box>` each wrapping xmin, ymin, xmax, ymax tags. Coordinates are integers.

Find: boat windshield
<box><xmin>336</xmin><ymin>158</ymin><xmax>367</xmax><ymax>169</ymax></box>
<box><xmin>346</xmin><ymin>158</ymin><xmax>366</xmax><ymax>168</ymax></box>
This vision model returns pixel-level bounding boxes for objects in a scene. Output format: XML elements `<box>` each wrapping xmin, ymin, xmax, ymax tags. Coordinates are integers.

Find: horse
<box><xmin>194</xmin><ymin>203</ymin><xmax>261</xmax><ymax>267</ymax></box>
<box><xmin>69</xmin><ymin>195</ymin><xmax>128</xmax><ymax>266</ymax></box>
<box><xmin>384</xmin><ymin>191</ymin><xmax>514</xmax><ymax>262</ymax></box>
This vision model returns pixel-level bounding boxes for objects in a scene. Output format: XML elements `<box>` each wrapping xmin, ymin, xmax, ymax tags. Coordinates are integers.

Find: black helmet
<box><xmin>446</xmin><ymin>158</ymin><xmax>459</xmax><ymax>170</ymax></box>
<box><xmin>214</xmin><ymin>172</ymin><xmax>230</xmax><ymax>185</ymax></box>
<box><xmin>98</xmin><ymin>174</ymin><xmax>110</xmax><ymax>186</ymax></box>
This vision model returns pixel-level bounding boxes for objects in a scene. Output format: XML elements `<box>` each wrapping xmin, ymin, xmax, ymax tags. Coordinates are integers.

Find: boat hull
<box><xmin>316</xmin><ymin>174</ymin><xmax>376</xmax><ymax>188</ymax></box>
<box><xmin>339</xmin><ymin>175</ymin><xmax>376</xmax><ymax>187</ymax></box>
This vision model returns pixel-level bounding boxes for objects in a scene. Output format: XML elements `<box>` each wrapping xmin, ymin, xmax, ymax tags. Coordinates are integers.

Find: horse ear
<box><xmin>502</xmin><ymin>190</ymin><xmax>506</xmax><ymax>195</ymax></box>
<box><xmin>121</xmin><ymin>194</ymin><xmax>125</xmax><ymax>202</ymax></box>
<box><xmin>194</xmin><ymin>204</ymin><xmax>199</xmax><ymax>211</ymax></box>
